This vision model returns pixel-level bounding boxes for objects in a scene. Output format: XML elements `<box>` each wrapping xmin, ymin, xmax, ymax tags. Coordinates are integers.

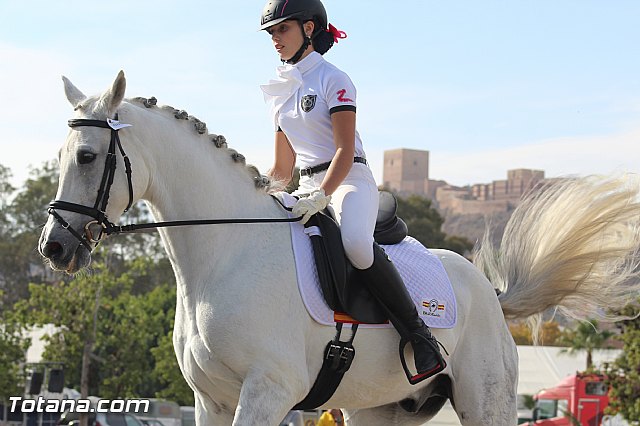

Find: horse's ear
<box><xmin>104</xmin><ymin>70</ymin><xmax>127</xmax><ymax>113</ymax></box>
<box><xmin>62</xmin><ymin>76</ymin><xmax>86</xmax><ymax>109</ymax></box>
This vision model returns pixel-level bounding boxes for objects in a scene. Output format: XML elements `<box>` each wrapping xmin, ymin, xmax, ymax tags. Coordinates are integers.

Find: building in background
<box><xmin>383</xmin><ymin>148</ymin><xmax>547</xmax><ymax>216</ymax></box>
<box><xmin>382</xmin><ymin>148</ymin><xmax>447</xmax><ymax>199</ymax></box>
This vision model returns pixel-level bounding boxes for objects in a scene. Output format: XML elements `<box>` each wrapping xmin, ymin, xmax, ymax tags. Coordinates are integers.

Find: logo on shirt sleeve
<box><xmin>301</xmin><ymin>94</ymin><xmax>317</xmax><ymax>112</ymax></box>
<box><xmin>336</xmin><ymin>89</ymin><xmax>354</xmax><ymax>103</ymax></box>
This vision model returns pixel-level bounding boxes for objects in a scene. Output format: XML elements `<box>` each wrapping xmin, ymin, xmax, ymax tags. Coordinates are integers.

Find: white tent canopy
<box><xmin>516</xmin><ymin>345</ymin><xmax>621</xmax><ymax>395</ymax></box>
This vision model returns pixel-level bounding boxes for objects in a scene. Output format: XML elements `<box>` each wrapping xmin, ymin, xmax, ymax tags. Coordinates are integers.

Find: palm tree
<box><xmin>558</xmin><ymin>319</ymin><xmax>614</xmax><ymax>370</ymax></box>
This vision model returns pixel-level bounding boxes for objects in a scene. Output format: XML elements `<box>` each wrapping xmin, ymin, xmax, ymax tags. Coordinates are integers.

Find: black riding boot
<box><xmin>359</xmin><ymin>243</ymin><xmax>446</xmax><ymax>384</ymax></box>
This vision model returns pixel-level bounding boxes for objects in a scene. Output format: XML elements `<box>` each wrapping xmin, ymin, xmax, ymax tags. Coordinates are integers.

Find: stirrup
<box><xmin>398</xmin><ymin>333</ymin><xmax>448</xmax><ymax>385</ymax></box>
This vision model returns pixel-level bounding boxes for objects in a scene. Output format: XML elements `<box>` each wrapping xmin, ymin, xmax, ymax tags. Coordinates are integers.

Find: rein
<box><xmin>48</xmin><ymin>116</ymin><xmax>300</xmax><ymax>253</ymax></box>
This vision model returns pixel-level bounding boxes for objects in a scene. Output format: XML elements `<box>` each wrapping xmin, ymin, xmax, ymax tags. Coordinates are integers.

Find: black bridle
<box><xmin>47</xmin><ymin>116</ymin><xmax>300</xmax><ymax>253</ymax></box>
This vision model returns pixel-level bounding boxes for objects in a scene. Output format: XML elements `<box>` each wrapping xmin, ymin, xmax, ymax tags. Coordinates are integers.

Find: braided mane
<box><xmin>128</xmin><ymin>96</ymin><xmax>276</xmax><ymax>192</ymax></box>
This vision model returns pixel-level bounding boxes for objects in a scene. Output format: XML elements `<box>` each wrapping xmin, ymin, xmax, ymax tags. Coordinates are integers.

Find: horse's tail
<box><xmin>474</xmin><ymin>174</ymin><xmax>640</xmax><ymax>341</ymax></box>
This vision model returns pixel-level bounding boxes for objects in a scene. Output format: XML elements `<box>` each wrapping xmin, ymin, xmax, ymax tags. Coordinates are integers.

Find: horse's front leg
<box><xmin>232</xmin><ymin>368</ymin><xmax>305</xmax><ymax>426</ymax></box>
<box><xmin>195</xmin><ymin>393</ymin><xmax>234</xmax><ymax>426</ymax></box>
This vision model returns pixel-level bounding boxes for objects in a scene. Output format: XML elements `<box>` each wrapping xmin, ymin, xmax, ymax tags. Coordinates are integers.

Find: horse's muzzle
<box><xmin>39</xmin><ymin>226</ymin><xmax>92</xmax><ymax>274</ymax></box>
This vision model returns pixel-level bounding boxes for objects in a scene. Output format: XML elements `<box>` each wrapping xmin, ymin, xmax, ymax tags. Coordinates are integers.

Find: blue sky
<box><xmin>1</xmin><ymin>1</ymin><xmax>638</xmax><ymax>188</ymax></box>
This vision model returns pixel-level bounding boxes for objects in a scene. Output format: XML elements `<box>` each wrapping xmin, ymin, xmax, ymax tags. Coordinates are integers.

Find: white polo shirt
<box><xmin>261</xmin><ymin>52</ymin><xmax>366</xmax><ymax>168</ymax></box>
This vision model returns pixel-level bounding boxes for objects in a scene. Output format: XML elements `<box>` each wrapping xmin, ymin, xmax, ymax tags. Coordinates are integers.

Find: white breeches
<box><xmin>295</xmin><ymin>163</ymin><xmax>379</xmax><ymax>269</ymax></box>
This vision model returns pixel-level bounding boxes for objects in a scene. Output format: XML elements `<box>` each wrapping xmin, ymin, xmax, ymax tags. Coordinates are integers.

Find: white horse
<box><xmin>39</xmin><ymin>71</ymin><xmax>640</xmax><ymax>425</ymax></box>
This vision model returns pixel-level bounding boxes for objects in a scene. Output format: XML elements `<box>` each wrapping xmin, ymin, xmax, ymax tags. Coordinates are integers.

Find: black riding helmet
<box><xmin>260</xmin><ymin>0</ymin><xmax>329</xmax><ymax>64</ymax></box>
<box><xmin>260</xmin><ymin>0</ymin><xmax>328</xmax><ymax>33</ymax></box>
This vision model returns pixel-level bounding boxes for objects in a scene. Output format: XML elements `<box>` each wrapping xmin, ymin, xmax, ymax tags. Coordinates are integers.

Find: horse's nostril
<box><xmin>42</xmin><ymin>241</ymin><xmax>63</xmax><ymax>259</ymax></box>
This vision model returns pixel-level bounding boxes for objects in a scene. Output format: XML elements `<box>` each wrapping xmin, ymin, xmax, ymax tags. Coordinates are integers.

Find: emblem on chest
<box><xmin>301</xmin><ymin>94</ymin><xmax>317</xmax><ymax>112</ymax></box>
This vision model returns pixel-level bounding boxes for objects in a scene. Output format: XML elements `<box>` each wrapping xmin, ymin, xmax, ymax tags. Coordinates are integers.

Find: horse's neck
<box><xmin>142</xmin><ymin>131</ymin><xmax>265</xmax><ymax>215</ymax></box>
<box><xmin>136</xmin><ymin>113</ymin><xmax>283</xmax><ymax>288</ymax></box>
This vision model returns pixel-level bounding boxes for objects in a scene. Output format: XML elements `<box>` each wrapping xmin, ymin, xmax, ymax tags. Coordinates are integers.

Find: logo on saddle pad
<box><xmin>422</xmin><ymin>299</ymin><xmax>445</xmax><ymax>317</ymax></box>
<box><xmin>301</xmin><ymin>95</ymin><xmax>317</xmax><ymax>112</ymax></box>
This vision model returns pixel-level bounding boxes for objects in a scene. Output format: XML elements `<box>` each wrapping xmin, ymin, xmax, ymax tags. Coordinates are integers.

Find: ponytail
<box><xmin>312</xmin><ymin>22</ymin><xmax>347</xmax><ymax>55</ymax></box>
<box><xmin>313</xmin><ymin>30</ymin><xmax>335</xmax><ymax>55</ymax></box>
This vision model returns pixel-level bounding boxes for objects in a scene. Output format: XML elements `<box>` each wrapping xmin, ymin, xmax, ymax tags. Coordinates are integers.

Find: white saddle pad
<box><xmin>280</xmin><ymin>193</ymin><xmax>457</xmax><ymax>329</ymax></box>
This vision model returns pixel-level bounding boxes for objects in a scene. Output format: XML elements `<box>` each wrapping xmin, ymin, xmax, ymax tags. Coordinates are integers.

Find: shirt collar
<box><xmin>294</xmin><ymin>51</ymin><xmax>323</xmax><ymax>76</ymax></box>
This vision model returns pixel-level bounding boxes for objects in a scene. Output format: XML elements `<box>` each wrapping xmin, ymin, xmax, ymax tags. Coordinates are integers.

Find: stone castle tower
<box><xmin>383</xmin><ymin>148</ymin><xmax>432</xmax><ymax>196</ymax></box>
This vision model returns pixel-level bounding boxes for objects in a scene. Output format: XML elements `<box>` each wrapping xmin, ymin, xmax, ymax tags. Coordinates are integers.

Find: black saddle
<box><xmin>305</xmin><ymin>191</ymin><xmax>408</xmax><ymax>324</ymax></box>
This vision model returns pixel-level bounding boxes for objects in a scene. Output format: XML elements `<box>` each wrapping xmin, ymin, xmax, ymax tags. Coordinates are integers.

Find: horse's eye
<box><xmin>77</xmin><ymin>150</ymin><xmax>97</xmax><ymax>165</ymax></box>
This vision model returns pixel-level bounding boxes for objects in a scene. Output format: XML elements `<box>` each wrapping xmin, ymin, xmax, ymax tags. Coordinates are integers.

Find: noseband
<box><xmin>48</xmin><ymin>115</ymin><xmax>134</xmax><ymax>252</ymax></box>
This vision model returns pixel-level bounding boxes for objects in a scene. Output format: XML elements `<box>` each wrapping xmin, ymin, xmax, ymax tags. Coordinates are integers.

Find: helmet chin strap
<box><xmin>285</xmin><ymin>21</ymin><xmax>312</xmax><ymax>64</ymax></box>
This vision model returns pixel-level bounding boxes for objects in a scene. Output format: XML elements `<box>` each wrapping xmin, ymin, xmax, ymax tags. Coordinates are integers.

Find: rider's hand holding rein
<box><xmin>292</xmin><ymin>188</ymin><xmax>331</xmax><ymax>224</ymax></box>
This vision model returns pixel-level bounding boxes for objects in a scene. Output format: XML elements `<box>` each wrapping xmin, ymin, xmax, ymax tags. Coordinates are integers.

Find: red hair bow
<box><xmin>327</xmin><ymin>23</ymin><xmax>347</xmax><ymax>43</ymax></box>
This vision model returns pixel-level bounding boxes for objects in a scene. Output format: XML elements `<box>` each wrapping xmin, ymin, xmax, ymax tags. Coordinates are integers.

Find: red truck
<box><xmin>522</xmin><ymin>373</ymin><xmax>625</xmax><ymax>426</ymax></box>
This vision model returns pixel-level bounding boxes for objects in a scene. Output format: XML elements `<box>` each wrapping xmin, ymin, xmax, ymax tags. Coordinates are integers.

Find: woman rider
<box><xmin>259</xmin><ymin>0</ymin><xmax>446</xmax><ymax>384</ymax></box>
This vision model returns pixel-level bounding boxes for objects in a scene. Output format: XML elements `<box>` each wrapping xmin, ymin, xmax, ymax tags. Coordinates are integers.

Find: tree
<box><xmin>396</xmin><ymin>194</ymin><xmax>473</xmax><ymax>256</ymax></box>
<box><xmin>0</xmin><ymin>293</ymin><xmax>28</xmax><ymax>399</ymax></box>
<box><xmin>0</xmin><ymin>164</ymin><xmax>16</xmax><ymax>222</ymax></box>
<box><xmin>96</xmin><ymin>260</ymin><xmax>178</xmax><ymax>399</ymax></box>
<box><xmin>16</xmin><ymin>256</ymin><xmax>191</xmax><ymax>402</ymax></box>
<box><xmin>8</xmin><ymin>161</ymin><xmax>59</xmax><ymax>234</ymax></box>
<box><xmin>509</xmin><ymin>320</ymin><xmax>563</xmax><ymax>346</ymax></box>
<box><xmin>6</xmin><ymin>160</ymin><xmax>59</xmax><ymax>299</ymax></box>
<box><xmin>604</xmin><ymin>306</ymin><xmax>640</xmax><ymax>422</ymax></box>
<box><xmin>152</xmin><ymin>331</ymin><xmax>195</xmax><ymax>406</ymax></box>
<box><xmin>16</xmin><ymin>261</ymin><xmax>108</xmax><ymax>414</ymax></box>
<box><xmin>0</xmin><ymin>162</ymin><xmax>57</xmax><ymax>403</ymax></box>
<box><xmin>0</xmin><ymin>161</ymin><xmax>58</xmax><ymax>308</ymax></box>
<box><xmin>557</xmin><ymin>319</ymin><xmax>614</xmax><ymax>370</ymax></box>
<box><xmin>0</xmin><ymin>164</ymin><xmax>17</xmax><ymax>312</ymax></box>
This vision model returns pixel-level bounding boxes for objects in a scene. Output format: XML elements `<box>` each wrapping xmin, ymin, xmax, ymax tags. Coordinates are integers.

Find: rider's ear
<box><xmin>304</xmin><ymin>20</ymin><xmax>315</xmax><ymax>37</ymax></box>
<box><xmin>103</xmin><ymin>70</ymin><xmax>127</xmax><ymax>114</ymax></box>
<box><xmin>62</xmin><ymin>76</ymin><xmax>86</xmax><ymax>109</ymax></box>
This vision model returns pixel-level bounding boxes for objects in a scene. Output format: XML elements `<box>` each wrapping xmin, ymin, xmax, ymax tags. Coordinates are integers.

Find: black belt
<box><xmin>300</xmin><ymin>157</ymin><xmax>368</xmax><ymax>177</ymax></box>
